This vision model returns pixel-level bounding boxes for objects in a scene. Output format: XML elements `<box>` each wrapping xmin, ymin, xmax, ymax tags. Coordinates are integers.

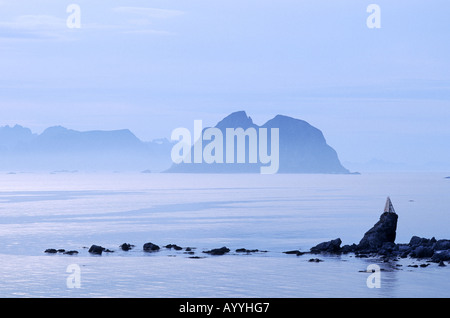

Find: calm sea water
<box><xmin>0</xmin><ymin>172</ymin><xmax>448</xmax><ymax>297</ymax></box>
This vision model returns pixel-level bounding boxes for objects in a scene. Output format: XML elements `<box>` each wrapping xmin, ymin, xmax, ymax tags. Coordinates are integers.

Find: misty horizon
<box><xmin>1</xmin><ymin>1</ymin><xmax>449</xmax><ymax>171</ymax></box>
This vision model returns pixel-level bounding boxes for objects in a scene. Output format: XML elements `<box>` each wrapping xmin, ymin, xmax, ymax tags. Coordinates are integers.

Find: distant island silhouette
<box><xmin>0</xmin><ymin>111</ymin><xmax>350</xmax><ymax>174</ymax></box>
<box><xmin>166</xmin><ymin>111</ymin><xmax>350</xmax><ymax>174</ymax></box>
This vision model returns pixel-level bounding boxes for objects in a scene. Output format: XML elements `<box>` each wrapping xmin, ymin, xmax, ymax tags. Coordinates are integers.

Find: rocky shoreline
<box><xmin>296</xmin><ymin>202</ymin><xmax>450</xmax><ymax>267</ymax></box>
<box><xmin>43</xmin><ymin>198</ymin><xmax>450</xmax><ymax>268</ymax></box>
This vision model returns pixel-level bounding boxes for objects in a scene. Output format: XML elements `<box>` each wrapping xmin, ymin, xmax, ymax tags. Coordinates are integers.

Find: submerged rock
<box><xmin>310</xmin><ymin>238</ymin><xmax>342</xmax><ymax>254</ymax></box>
<box><xmin>45</xmin><ymin>248</ymin><xmax>77</xmax><ymax>255</ymax></box>
<box><xmin>236</xmin><ymin>248</ymin><xmax>267</xmax><ymax>254</ymax></box>
<box><xmin>120</xmin><ymin>243</ymin><xmax>134</xmax><ymax>251</ymax></box>
<box><xmin>143</xmin><ymin>242</ymin><xmax>160</xmax><ymax>252</ymax></box>
<box><xmin>88</xmin><ymin>245</ymin><xmax>105</xmax><ymax>255</ymax></box>
<box><xmin>203</xmin><ymin>246</ymin><xmax>230</xmax><ymax>255</ymax></box>
<box><xmin>63</xmin><ymin>250</ymin><xmax>79</xmax><ymax>255</ymax></box>
<box><xmin>283</xmin><ymin>250</ymin><xmax>305</xmax><ymax>256</ymax></box>
<box><xmin>308</xmin><ymin>258</ymin><xmax>323</xmax><ymax>262</ymax></box>
<box><xmin>165</xmin><ymin>244</ymin><xmax>183</xmax><ymax>251</ymax></box>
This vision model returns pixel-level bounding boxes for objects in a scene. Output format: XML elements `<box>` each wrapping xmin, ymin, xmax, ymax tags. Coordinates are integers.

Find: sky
<box><xmin>0</xmin><ymin>0</ymin><xmax>449</xmax><ymax>171</ymax></box>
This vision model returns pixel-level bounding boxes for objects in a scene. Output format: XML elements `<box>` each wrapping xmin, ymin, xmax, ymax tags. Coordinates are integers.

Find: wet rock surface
<box><xmin>120</xmin><ymin>243</ymin><xmax>134</xmax><ymax>251</ymax></box>
<box><xmin>143</xmin><ymin>242</ymin><xmax>160</xmax><ymax>252</ymax></box>
<box><xmin>88</xmin><ymin>245</ymin><xmax>105</xmax><ymax>255</ymax></box>
<box><xmin>310</xmin><ymin>238</ymin><xmax>342</xmax><ymax>254</ymax></box>
<box><xmin>202</xmin><ymin>246</ymin><xmax>230</xmax><ymax>255</ymax></box>
<box><xmin>356</xmin><ymin>212</ymin><xmax>398</xmax><ymax>252</ymax></box>
<box><xmin>300</xmin><ymin>208</ymin><xmax>450</xmax><ymax>268</ymax></box>
<box><xmin>283</xmin><ymin>250</ymin><xmax>305</xmax><ymax>256</ymax></box>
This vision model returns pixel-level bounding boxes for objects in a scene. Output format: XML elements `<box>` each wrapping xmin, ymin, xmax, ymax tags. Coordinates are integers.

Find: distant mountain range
<box><xmin>0</xmin><ymin>111</ymin><xmax>350</xmax><ymax>174</ymax></box>
<box><xmin>0</xmin><ymin>125</ymin><xmax>173</xmax><ymax>172</ymax></box>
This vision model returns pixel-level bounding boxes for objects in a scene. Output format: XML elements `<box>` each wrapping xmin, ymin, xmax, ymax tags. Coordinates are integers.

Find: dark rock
<box><xmin>44</xmin><ymin>249</ymin><xmax>58</xmax><ymax>254</ymax></box>
<box><xmin>203</xmin><ymin>246</ymin><xmax>230</xmax><ymax>255</ymax></box>
<box><xmin>63</xmin><ymin>250</ymin><xmax>79</xmax><ymax>255</ymax></box>
<box><xmin>408</xmin><ymin>236</ymin><xmax>435</xmax><ymax>248</ymax></box>
<box><xmin>88</xmin><ymin>245</ymin><xmax>105</xmax><ymax>255</ymax></box>
<box><xmin>400</xmin><ymin>252</ymin><xmax>409</xmax><ymax>258</ymax></box>
<box><xmin>236</xmin><ymin>248</ymin><xmax>266</xmax><ymax>253</ymax></box>
<box><xmin>104</xmin><ymin>249</ymin><xmax>114</xmax><ymax>253</ymax></box>
<box><xmin>143</xmin><ymin>242</ymin><xmax>160</xmax><ymax>252</ymax></box>
<box><xmin>408</xmin><ymin>236</ymin><xmax>423</xmax><ymax>247</ymax></box>
<box><xmin>411</xmin><ymin>246</ymin><xmax>434</xmax><ymax>258</ymax></box>
<box><xmin>382</xmin><ymin>241</ymin><xmax>396</xmax><ymax>250</ymax></box>
<box><xmin>435</xmin><ymin>239</ymin><xmax>450</xmax><ymax>251</ymax></box>
<box><xmin>378</xmin><ymin>242</ymin><xmax>397</xmax><ymax>256</ymax></box>
<box><xmin>430</xmin><ymin>250</ymin><xmax>450</xmax><ymax>263</ymax></box>
<box><xmin>120</xmin><ymin>243</ymin><xmax>134</xmax><ymax>251</ymax></box>
<box><xmin>283</xmin><ymin>250</ymin><xmax>305</xmax><ymax>256</ymax></box>
<box><xmin>165</xmin><ymin>244</ymin><xmax>183</xmax><ymax>251</ymax></box>
<box><xmin>419</xmin><ymin>263</ymin><xmax>430</xmax><ymax>268</ymax></box>
<box><xmin>397</xmin><ymin>244</ymin><xmax>411</xmax><ymax>253</ymax></box>
<box><xmin>341</xmin><ymin>244</ymin><xmax>357</xmax><ymax>254</ymax></box>
<box><xmin>310</xmin><ymin>238</ymin><xmax>342</xmax><ymax>254</ymax></box>
<box><xmin>438</xmin><ymin>260</ymin><xmax>446</xmax><ymax>267</ymax></box>
<box><xmin>308</xmin><ymin>258</ymin><xmax>323</xmax><ymax>262</ymax></box>
<box><xmin>408</xmin><ymin>264</ymin><xmax>419</xmax><ymax>268</ymax></box>
<box><xmin>357</xmin><ymin>212</ymin><xmax>398</xmax><ymax>252</ymax></box>
<box><xmin>57</xmin><ymin>249</ymin><xmax>65</xmax><ymax>253</ymax></box>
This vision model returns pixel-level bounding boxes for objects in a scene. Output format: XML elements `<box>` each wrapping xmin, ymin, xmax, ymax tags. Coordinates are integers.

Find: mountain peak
<box><xmin>215</xmin><ymin>111</ymin><xmax>255</xmax><ymax>129</ymax></box>
<box><xmin>0</xmin><ymin>124</ymin><xmax>36</xmax><ymax>146</ymax></box>
<box><xmin>167</xmin><ymin>111</ymin><xmax>350</xmax><ymax>174</ymax></box>
<box><xmin>41</xmin><ymin>126</ymin><xmax>74</xmax><ymax>135</ymax></box>
<box><xmin>266</xmin><ymin>114</ymin><xmax>310</xmax><ymax>126</ymax></box>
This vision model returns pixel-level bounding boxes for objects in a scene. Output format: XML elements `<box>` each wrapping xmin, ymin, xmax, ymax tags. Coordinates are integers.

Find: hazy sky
<box><xmin>0</xmin><ymin>0</ymin><xmax>449</xmax><ymax>170</ymax></box>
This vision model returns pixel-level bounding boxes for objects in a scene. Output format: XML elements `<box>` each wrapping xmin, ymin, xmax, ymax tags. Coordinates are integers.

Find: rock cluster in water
<box><xmin>44</xmin><ymin>242</ymin><xmax>267</xmax><ymax>258</ymax></box>
<box><xmin>43</xmin><ymin>198</ymin><xmax>450</xmax><ymax>268</ymax></box>
<box><xmin>306</xmin><ymin>208</ymin><xmax>450</xmax><ymax>267</ymax></box>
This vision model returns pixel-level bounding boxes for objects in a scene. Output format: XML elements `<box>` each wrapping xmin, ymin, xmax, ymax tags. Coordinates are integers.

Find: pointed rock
<box><xmin>357</xmin><ymin>211</ymin><xmax>398</xmax><ymax>252</ymax></box>
<box><xmin>384</xmin><ymin>196</ymin><xmax>396</xmax><ymax>213</ymax></box>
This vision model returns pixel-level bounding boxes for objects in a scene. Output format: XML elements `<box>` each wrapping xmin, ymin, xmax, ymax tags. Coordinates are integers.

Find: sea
<box><xmin>0</xmin><ymin>171</ymin><xmax>448</xmax><ymax>298</ymax></box>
